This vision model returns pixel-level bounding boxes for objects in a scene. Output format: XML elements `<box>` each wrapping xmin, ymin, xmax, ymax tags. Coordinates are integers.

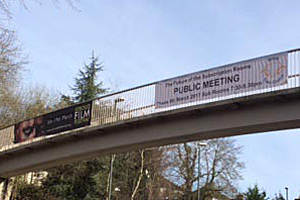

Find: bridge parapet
<box><xmin>1</xmin><ymin>49</ymin><xmax>300</xmax><ymax>153</ymax></box>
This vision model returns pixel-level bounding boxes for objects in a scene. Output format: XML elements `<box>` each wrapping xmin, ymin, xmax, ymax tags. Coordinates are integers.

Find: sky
<box><xmin>5</xmin><ymin>0</ymin><xmax>300</xmax><ymax>198</ymax></box>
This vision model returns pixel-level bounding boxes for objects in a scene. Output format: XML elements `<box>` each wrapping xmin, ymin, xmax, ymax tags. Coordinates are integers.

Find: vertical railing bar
<box><xmin>2</xmin><ymin>50</ymin><xmax>300</xmax><ymax>151</ymax></box>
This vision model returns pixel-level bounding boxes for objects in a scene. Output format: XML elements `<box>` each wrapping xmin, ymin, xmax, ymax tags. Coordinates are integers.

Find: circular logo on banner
<box><xmin>261</xmin><ymin>60</ymin><xmax>286</xmax><ymax>85</ymax></box>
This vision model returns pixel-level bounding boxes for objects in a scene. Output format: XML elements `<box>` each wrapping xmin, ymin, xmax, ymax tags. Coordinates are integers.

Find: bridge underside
<box><xmin>1</xmin><ymin>88</ymin><xmax>300</xmax><ymax>178</ymax></box>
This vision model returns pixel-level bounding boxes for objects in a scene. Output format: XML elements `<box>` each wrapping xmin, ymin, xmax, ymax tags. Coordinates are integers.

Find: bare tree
<box><xmin>131</xmin><ymin>150</ymin><xmax>145</xmax><ymax>200</ymax></box>
<box><xmin>0</xmin><ymin>27</ymin><xmax>27</xmax><ymax>128</ymax></box>
<box><xmin>201</xmin><ymin>138</ymin><xmax>244</xmax><ymax>197</ymax></box>
<box><xmin>0</xmin><ymin>84</ymin><xmax>62</xmax><ymax>128</ymax></box>
<box><xmin>164</xmin><ymin>138</ymin><xmax>245</xmax><ymax>199</ymax></box>
<box><xmin>0</xmin><ymin>0</ymin><xmax>79</xmax><ymax>19</ymax></box>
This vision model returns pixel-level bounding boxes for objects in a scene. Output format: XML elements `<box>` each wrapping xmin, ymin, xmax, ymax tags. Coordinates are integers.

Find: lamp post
<box><xmin>285</xmin><ymin>187</ymin><xmax>288</xmax><ymax>200</ymax></box>
<box><xmin>197</xmin><ymin>142</ymin><xmax>207</xmax><ymax>200</ymax></box>
<box><xmin>107</xmin><ymin>98</ymin><xmax>125</xmax><ymax>200</ymax></box>
<box><xmin>108</xmin><ymin>154</ymin><xmax>116</xmax><ymax>200</ymax></box>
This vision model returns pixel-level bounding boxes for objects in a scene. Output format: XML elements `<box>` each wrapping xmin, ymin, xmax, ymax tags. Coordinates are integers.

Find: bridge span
<box><xmin>1</xmin><ymin>49</ymin><xmax>300</xmax><ymax>179</ymax></box>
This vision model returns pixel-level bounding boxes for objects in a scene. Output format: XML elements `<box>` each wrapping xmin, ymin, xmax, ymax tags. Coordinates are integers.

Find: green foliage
<box><xmin>42</xmin><ymin>158</ymin><xmax>109</xmax><ymax>200</ymax></box>
<box><xmin>12</xmin><ymin>51</ymin><xmax>114</xmax><ymax>200</ymax></box>
<box><xmin>13</xmin><ymin>175</ymin><xmax>61</xmax><ymax>200</ymax></box>
<box><xmin>15</xmin><ymin>183</ymin><xmax>46</xmax><ymax>200</ymax></box>
<box><xmin>71</xmin><ymin>52</ymin><xmax>108</xmax><ymax>103</ymax></box>
<box><xmin>33</xmin><ymin>149</ymin><xmax>165</xmax><ymax>200</ymax></box>
<box><xmin>28</xmin><ymin>52</ymin><xmax>111</xmax><ymax>200</ymax></box>
<box><xmin>244</xmin><ymin>185</ymin><xmax>268</xmax><ymax>200</ymax></box>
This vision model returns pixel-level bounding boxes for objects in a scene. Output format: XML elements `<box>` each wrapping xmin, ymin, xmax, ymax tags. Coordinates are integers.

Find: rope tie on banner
<box><xmin>288</xmin><ymin>74</ymin><xmax>300</xmax><ymax>78</ymax></box>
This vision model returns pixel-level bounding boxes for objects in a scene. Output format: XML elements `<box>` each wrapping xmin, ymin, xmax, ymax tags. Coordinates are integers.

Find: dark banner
<box><xmin>14</xmin><ymin>101</ymin><xmax>93</xmax><ymax>143</ymax></box>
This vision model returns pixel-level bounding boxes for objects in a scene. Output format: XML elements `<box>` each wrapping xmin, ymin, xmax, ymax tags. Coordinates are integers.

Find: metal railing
<box><xmin>1</xmin><ymin>49</ymin><xmax>300</xmax><ymax>152</ymax></box>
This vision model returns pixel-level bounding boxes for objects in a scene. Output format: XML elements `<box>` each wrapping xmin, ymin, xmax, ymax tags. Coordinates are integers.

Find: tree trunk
<box><xmin>1</xmin><ymin>178</ymin><xmax>9</xmax><ymax>200</ymax></box>
<box><xmin>106</xmin><ymin>154</ymin><xmax>115</xmax><ymax>200</ymax></box>
<box><xmin>131</xmin><ymin>150</ymin><xmax>145</xmax><ymax>200</ymax></box>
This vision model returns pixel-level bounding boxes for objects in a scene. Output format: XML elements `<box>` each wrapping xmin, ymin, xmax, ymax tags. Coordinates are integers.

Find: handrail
<box><xmin>1</xmin><ymin>48</ymin><xmax>300</xmax><ymax>151</ymax></box>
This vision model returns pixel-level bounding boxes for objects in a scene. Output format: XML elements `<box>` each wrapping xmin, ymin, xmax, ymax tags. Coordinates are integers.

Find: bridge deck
<box><xmin>1</xmin><ymin>87</ymin><xmax>300</xmax><ymax>178</ymax></box>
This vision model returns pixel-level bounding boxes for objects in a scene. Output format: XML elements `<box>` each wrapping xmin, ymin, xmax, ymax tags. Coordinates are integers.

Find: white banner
<box><xmin>155</xmin><ymin>53</ymin><xmax>288</xmax><ymax>108</ymax></box>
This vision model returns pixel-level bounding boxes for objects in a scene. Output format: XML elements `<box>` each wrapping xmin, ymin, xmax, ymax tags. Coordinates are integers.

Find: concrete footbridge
<box><xmin>1</xmin><ymin>49</ymin><xmax>300</xmax><ymax>179</ymax></box>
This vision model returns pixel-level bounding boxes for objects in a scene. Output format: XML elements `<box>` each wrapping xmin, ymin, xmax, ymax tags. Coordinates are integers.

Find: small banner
<box><xmin>155</xmin><ymin>53</ymin><xmax>288</xmax><ymax>108</ymax></box>
<box><xmin>14</xmin><ymin>101</ymin><xmax>92</xmax><ymax>143</ymax></box>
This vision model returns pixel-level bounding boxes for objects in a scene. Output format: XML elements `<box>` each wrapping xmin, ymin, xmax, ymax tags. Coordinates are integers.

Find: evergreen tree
<box><xmin>14</xmin><ymin>52</ymin><xmax>165</xmax><ymax>200</ymax></box>
<box><xmin>244</xmin><ymin>185</ymin><xmax>268</xmax><ymax>200</ymax></box>
<box><xmin>71</xmin><ymin>52</ymin><xmax>107</xmax><ymax>103</ymax></box>
<box><xmin>20</xmin><ymin>52</ymin><xmax>111</xmax><ymax>200</ymax></box>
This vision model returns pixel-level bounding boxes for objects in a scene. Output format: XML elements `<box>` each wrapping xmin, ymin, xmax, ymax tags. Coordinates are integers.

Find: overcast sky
<box><xmin>6</xmin><ymin>0</ymin><xmax>300</xmax><ymax>198</ymax></box>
